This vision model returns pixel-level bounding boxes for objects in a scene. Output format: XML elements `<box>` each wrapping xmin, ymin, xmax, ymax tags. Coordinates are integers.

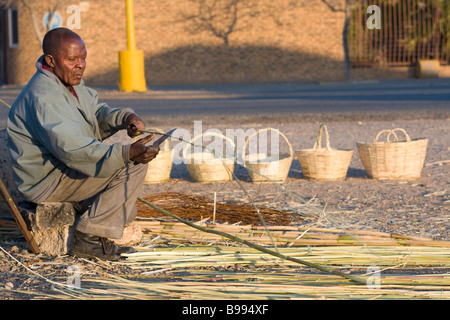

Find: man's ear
<box><xmin>44</xmin><ymin>54</ymin><xmax>56</xmax><ymax>69</ymax></box>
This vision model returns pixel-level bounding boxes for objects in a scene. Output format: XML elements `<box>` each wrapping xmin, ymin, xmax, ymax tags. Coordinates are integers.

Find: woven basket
<box><xmin>183</xmin><ymin>132</ymin><xmax>236</xmax><ymax>182</ymax></box>
<box><xmin>141</xmin><ymin>128</ymin><xmax>173</xmax><ymax>183</ymax></box>
<box><xmin>243</xmin><ymin>128</ymin><xmax>293</xmax><ymax>183</ymax></box>
<box><xmin>357</xmin><ymin>128</ymin><xmax>428</xmax><ymax>180</ymax></box>
<box><xmin>295</xmin><ymin>124</ymin><xmax>354</xmax><ymax>181</ymax></box>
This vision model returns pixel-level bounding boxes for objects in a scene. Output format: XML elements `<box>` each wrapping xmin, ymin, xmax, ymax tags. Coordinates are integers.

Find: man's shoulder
<box><xmin>31</xmin><ymin>71</ymin><xmax>63</xmax><ymax>92</ymax></box>
<box><xmin>17</xmin><ymin>72</ymin><xmax>64</xmax><ymax>104</ymax></box>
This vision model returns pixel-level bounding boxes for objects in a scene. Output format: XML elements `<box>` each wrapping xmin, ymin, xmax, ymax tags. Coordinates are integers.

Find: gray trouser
<box><xmin>40</xmin><ymin>163</ymin><xmax>148</xmax><ymax>239</ymax></box>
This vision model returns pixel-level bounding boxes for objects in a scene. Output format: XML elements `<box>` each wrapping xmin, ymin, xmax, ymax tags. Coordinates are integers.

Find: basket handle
<box><xmin>375</xmin><ymin>128</ymin><xmax>411</xmax><ymax>143</ymax></box>
<box><xmin>374</xmin><ymin>130</ymin><xmax>397</xmax><ymax>143</ymax></box>
<box><xmin>313</xmin><ymin>124</ymin><xmax>332</xmax><ymax>150</ymax></box>
<box><xmin>243</xmin><ymin>127</ymin><xmax>293</xmax><ymax>157</ymax></box>
<box><xmin>182</xmin><ymin>131</ymin><xmax>236</xmax><ymax>160</ymax></box>
<box><xmin>387</xmin><ymin>128</ymin><xmax>411</xmax><ymax>142</ymax></box>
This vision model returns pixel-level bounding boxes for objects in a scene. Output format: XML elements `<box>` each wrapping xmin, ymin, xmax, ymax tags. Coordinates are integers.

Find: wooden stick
<box><xmin>0</xmin><ymin>179</ymin><xmax>40</xmax><ymax>254</ymax></box>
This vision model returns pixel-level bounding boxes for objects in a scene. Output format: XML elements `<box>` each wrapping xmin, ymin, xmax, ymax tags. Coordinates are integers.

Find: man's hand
<box><xmin>129</xmin><ymin>133</ymin><xmax>160</xmax><ymax>164</ymax></box>
<box><xmin>125</xmin><ymin>113</ymin><xmax>145</xmax><ymax>138</ymax></box>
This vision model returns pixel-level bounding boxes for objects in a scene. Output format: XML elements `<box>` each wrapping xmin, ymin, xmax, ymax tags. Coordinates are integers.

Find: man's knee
<box><xmin>115</xmin><ymin>162</ymin><xmax>148</xmax><ymax>184</ymax></box>
<box><xmin>127</xmin><ymin>162</ymin><xmax>148</xmax><ymax>176</ymax></box>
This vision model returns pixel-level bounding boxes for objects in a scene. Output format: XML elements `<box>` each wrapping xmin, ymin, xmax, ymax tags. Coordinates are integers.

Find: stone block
<box><xmin>31</xmin><ymin>226</ymin><xmax>76</xmax><ymax>257</ymax></box>
<box><xmin>31</xmin><ymin>202</ymin><xmax>76</xmax><ymax>230</ymax></box>
<box><xmin>20</xmin><ymin>202</ymin><xmax>77</xmax><ymax>256</ymax></box>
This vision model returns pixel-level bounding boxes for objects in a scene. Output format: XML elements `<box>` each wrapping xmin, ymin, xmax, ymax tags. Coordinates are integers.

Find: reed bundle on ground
<box><xmin>136</xmin><ymin>219</ymin><xmax>450</xmax><ymax>248</ymax></box>
<box><xmin>136</xmin><ymin>192</ymin><xmax>299</xmax><ymax>226</ymax></box>
<box><xmin>122</xmin><ymin>244</ymin><xmax>450</xmax><ymax>269</ymax></box>
<box><xmin>1</xmin><ymin>242</ymin><xmax>449</xmax><ymax>300</ymax></box>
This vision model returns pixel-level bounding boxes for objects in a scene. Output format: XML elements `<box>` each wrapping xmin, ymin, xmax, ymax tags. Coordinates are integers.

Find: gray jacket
<box><xmin>7</xmin><ymin>55</ymin><xmax>133</xmax><ymax>200</ymax></box>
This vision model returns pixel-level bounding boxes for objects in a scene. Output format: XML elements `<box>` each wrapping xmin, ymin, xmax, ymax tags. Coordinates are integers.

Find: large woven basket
<box><xmin>295</xmin><ymin>124</ymin><xmax>354</xmax><ymax>181</ymax></box>
<box><xmin>143</xmin><ymin>128</ymin><xmax>173</xmax><ymax>183</ymax></box>
<box><xmin>183</xmin><ymin>132</ymin><xmax>236</xmax><ymax>182</ymax></box>
<box><xmin>243</xmin><ymin>128</ymin><xmax>293</xmax><ymax>183</ymax></box>
<box><xmin>357</xmin><ymin>128</ymin><xmax>428</xmax><ymax>180</ymax></box>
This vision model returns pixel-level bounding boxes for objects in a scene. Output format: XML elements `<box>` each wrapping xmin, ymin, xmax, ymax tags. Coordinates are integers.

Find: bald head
<box><xmin>42</xmin><ymin>28</ymin><xmax>87</xmax><ymax>86</ymax></box>
<box><xmin>43</xmin><ymin>27</ymin><xmax>83</xmax><ymax>57</ymax></box>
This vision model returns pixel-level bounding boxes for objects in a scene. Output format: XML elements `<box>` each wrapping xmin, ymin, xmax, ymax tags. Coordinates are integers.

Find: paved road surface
<box><xmin>1</xmin><ymin>78</ymin><xmax>449</xmax><ymax>126</ymax></box>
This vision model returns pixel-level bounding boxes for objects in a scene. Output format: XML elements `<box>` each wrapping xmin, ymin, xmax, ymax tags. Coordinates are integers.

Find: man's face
<box><xmin>45</xmin><ymin>38</ymin><xmax>87</xmax><ymax>86</ymax></box>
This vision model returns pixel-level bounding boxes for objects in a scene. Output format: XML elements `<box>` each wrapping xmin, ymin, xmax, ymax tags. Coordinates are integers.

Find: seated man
<box><xmin>7</xmin><ymin>27</ymin><xmax>159</xmax><ymax>261</ymax></box>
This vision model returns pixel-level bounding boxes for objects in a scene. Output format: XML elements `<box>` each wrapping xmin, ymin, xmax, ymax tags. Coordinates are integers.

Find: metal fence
<box><xmin>348</xmin><ymin>0</ymin><xmax>449</xmax><ymax>67</ymax></box>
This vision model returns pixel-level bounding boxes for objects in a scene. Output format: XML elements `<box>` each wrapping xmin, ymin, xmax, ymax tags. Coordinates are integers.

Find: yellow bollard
<box><xmin>119</xmin><ymin>50</ymin><xmax>146</xmax><ymax>92</ymax></box>
<box><xmin>125</xmin><ymin>0</ymin><xmax>136</xmax><ymax>52</ymax></box>
<box><xmin>119</xmin><ymin>0</ymin><xmax>146</xmax><ymax>92</ymax></box>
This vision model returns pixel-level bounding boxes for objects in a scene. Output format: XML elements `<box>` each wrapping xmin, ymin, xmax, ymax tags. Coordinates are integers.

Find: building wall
<box><xmin>6</xmin><ymin>0</ymin><xmax>347</xmax><ymax>86</ymax></box>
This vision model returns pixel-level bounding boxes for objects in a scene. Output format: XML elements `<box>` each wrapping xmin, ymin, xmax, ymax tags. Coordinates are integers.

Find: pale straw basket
<box><xmin>296</xmin><ymin>124</ymin><xmax>354</xmax><ymax>181</ymax></box>
<box><xmin>183</xmin><ymin>132</ymin><xmax>236</xmax><ymax>182</ymax></box>
<box><xmin>357</xmin><ymin>128</ymin><xmax>428</xmax><ymax>180</ymax></box>
<box><xmin>142</xmin><ymin>128</ymin><xmax>173</xmax><ymax>183</ymax></box>
<box><xmin>243</xmin><ymin>128</ymin><xmax>293</xmax><ymax>183</ymax></box>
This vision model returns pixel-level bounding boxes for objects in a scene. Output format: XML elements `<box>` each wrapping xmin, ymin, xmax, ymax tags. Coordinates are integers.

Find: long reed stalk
<box><xmin>137</xmin><ymin>197</ymin><xmax>367</xmax><ymax>285</ymax></box>
<box><xmin>0</xmin><ymin>98</ymin><xmax>11</xmax><ymax>109</ymax></box>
